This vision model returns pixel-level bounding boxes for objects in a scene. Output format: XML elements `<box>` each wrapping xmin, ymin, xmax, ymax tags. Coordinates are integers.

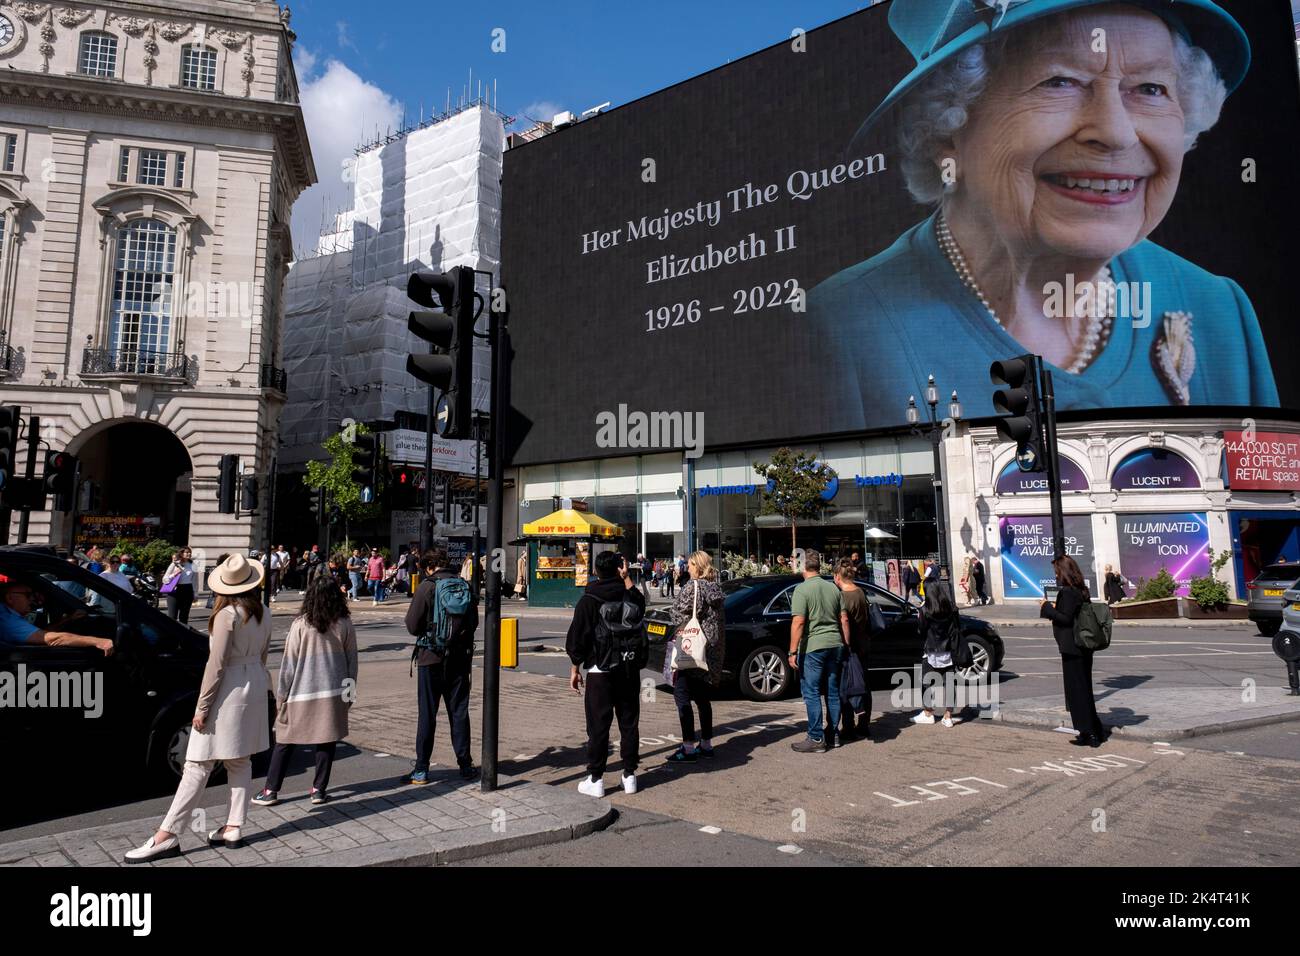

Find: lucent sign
<box><xmin>995</xmin><ymin>457</ymin><xmax>1090</xmax><ymax>495</ymax></box>
<box><xmin>1223</xmin><ymin>430</ymin><xmax>1300</xmax><ymax>491</ymax></box>
<box><xmin>1111</xmin><ymin>449</ymin><xmax>1201</xmax><ymax>491</ymax></box>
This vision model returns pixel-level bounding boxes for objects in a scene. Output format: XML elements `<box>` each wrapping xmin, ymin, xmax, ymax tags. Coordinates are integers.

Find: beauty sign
<box><xmin>1116</xmin><ymin>512</ymin><xmax>1211</xmax><ymax>596</ymax></box>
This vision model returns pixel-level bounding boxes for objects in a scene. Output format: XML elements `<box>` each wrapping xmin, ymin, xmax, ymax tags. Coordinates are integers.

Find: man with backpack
<box><xmin>566</xmin><ymin>550</ymin><xmax>646</xmax><ymax>798</ymax></box>
<box><xmin>404</xmin><ymin>549</ymin><xmax>479</xmax><ymax>782</ymax></box>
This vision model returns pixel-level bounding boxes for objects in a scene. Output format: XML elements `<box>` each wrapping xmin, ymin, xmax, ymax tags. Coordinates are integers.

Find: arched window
<box><xmin>110</xmin><ymin>220</ymin><xmax>177</xmax><ymax>373</ymax></box>
<box><xmin>78</xmin><ymin>32</ymin><xmax>118</xmax><ymax>78</ymax></box>
<box><xmin>181</xmin><ymin>44</ymin><xmax>218</xmax><ymax>91</ymax></box>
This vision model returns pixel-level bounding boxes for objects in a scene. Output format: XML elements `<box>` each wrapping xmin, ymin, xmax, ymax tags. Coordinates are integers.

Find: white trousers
<box><xmin>160</xmin><ymin>757</ymin><xmax>252</xmax><ymax>835</ymax></box>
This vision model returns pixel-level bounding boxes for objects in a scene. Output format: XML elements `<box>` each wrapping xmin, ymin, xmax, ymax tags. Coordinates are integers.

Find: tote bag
<box><xmin>160</xmin><ymin>567</ymin><xmax>180</xmax><ymax>595</ymax></box>
<box><xmin>669</xmin><ymin>581</ymin><xmax>709</xmax><ymax>672</ymax></box>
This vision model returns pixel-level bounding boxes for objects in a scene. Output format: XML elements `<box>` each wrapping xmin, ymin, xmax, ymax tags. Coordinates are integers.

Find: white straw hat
<box><xmin>209</xmin><ymin>553</ymin><xmax>265</xmax><ymax>596</ymax></box>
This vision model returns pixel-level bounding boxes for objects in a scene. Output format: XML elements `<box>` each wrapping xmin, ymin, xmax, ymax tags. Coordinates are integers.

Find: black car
<box><xmin>0</xmin><ymin>546</ymin><xmax>244</xmax><ymax>792</ymax></box>
<box><xmin>1246</xmin><ymin>563</ymin><xmax>1300</xmax><ymax>636</ymax></box>
<box><xmin>644</xmin><ymin>574</ymin><xmax>1005</xmax><ymax>701</ymax></box>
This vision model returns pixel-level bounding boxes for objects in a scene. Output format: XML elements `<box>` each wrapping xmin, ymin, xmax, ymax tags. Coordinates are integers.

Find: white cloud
<box><xmin>521</xmin><ymin>100</ymin><xmax>564</xmax><ymax>125</ymax></box>
<box><xmin>336</xmin><ymin>20</ymin><xmax>358</xmax><ymax>53</ymax></box>
<box><xmin>293</xmin><ymin>46</ymin><xmax>318</xmax><ymax>80</ymax></box>
<box><xmin>291</xmin><ymin>56</ymin><xmax>403</xmax><ymax>256</ymax></box>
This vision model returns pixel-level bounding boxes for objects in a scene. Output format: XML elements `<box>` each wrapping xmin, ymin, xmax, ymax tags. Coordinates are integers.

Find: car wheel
<box><xmin>147</xmin><ymin>714</ymin><xmax>191</xmax><ymax>788</ymax></box>
<box><xmin>956</xmin><ymin>635</ymin><xmax>994</xmax><ymax>682</ymax></box>
<box><xmin>1258</xmin><ymin>620</ymin><xmax>1281</xmax><ymax>637</ymax></box>
<box><xmin>739</xmin><ymin>646</ymin><xmax>791</xmax><ymax>701</ymax></box>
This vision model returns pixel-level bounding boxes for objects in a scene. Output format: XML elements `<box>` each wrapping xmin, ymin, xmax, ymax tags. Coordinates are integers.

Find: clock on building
<box><xmin>0</xmin><ymin>13</ymin><xmax>25</xmax><ymax>56</ymax></box>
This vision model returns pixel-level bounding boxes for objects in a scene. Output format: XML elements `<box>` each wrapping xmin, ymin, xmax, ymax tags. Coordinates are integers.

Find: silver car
<box><xmin>1247</xmin><ymin>563</ymin><xmax>1300</xmax><ymax>637</ymax></box>
<box><xmin>1283</xmin><ymin>587</ymin><xmax>1300</xmax><ymax>637</ymax></box>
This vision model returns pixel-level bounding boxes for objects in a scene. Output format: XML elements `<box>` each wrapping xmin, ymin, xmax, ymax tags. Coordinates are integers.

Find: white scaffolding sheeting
<box><xmin>280</xmin><ymin>105</ymin><xmax>504</xmax><ymax>469</ymax></box>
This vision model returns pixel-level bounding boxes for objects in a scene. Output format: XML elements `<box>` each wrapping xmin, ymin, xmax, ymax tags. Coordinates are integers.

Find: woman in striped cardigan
<box><xmin>252</xmin><ymin>575</ymin><xmax>358</xmax><ymax>806</ymax></box>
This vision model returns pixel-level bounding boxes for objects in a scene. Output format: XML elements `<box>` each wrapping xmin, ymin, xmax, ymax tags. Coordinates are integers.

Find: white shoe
<box><xmin>911</xmin><ymin>711</ymin><xmax>936</xmax><ymax>724</ymax></box>
<box><xmin>942</xmin><ymin>716</ymin><xmax>961</xmax><ymax>728</ymax></box>
<box><xmin>124</xmin><ymin>834</ymin><xmax>181</xmax><ymax>864</ymax></box>
<box><xmin>621</xmin><ymin>773</ymin><xmax>637</xmax><ymax>794</ymax></box>
<box><xmin>577</xmin><ymin>775</ymin><xmax>605</xmax><ymax>798</ymax></box>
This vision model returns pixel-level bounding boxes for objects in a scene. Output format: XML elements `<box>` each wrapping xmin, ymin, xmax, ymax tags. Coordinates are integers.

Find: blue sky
<box><xmin>291</xmin><ymin>0</ymin><xmax>876</xmax><ymax>128</ymax></box>
<box><xmin>287</xmin><ymin>0</ymin><xmax>883</xmax><ymax>251</ymax></box>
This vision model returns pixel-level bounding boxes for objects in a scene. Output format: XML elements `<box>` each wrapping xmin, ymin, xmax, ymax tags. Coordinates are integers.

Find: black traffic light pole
<box><xmin>16</xmin><ymin>414</ymin><xmax>39</xmax><ymax>544</ymax></box>
<box><xmin>1038</xmin><ymin>361</ymin><xmax>1066</xmax><ymax>561</ymax></box>
<box><xmin>422</xmin><ymin>346</ymin><xmax>435</xmax><ymax>552</ymax></box>
<box><xmin>481</xmin><ymin>286</ymin><xmax>508</xmax><ymax>793</ymax></box>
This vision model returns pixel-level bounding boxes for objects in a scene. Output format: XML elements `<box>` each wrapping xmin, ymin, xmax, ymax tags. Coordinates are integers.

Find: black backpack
<box><xmin>593</xmin><ymin>597</ymin><xmax>647</xmax><ymax>672</ymax></box>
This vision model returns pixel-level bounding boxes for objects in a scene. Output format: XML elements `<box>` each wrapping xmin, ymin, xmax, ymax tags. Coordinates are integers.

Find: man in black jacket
<box><xmin>566</xmin><ymin>550</ymin><xmax>645</xmax><ymax>798</ymax></box>
<box><xmin>404</xmin><ymin>548</ymin><xmax>479</xmax><ymax>782</ymax></box>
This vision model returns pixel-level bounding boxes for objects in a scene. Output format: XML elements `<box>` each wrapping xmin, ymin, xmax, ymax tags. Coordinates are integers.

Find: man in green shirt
<box><xmin>788</xmin><ymin>550</ymin><xmax>849</xmax><ymax>752</ymax></box>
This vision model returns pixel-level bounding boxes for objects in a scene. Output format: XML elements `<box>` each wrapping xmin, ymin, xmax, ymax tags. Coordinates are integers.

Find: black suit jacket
<box><xmin>1040</xmin><ymin>586</ymin><xmax>1086</xmax><ymax>657</ymax></box>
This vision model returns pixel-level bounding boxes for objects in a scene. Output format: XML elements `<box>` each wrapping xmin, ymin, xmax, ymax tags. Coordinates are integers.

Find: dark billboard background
<box><xmin>503</xmin><ymin>0</ymin><xmax>1300</xmax><ymax>466</ymax></box>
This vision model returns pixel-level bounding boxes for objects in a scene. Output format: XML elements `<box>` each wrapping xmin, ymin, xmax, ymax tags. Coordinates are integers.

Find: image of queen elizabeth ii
<box><xmin>808</xmin><ymin>0</ymin><xmax>1279</xmax><ymax>426</ymax></box>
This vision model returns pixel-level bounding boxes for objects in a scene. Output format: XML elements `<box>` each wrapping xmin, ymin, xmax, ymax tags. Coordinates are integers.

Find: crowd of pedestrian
<box><xmin>115</xmin><ymin>535</ymin><xmax>1105</xmax><ymax>863</ymax></box>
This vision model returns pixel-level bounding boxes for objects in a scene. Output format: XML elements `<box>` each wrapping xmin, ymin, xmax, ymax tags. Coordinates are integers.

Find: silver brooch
<box><xmin>1151</xmin><ymin>311</ymin><xmax>1196</xmax><ymax>405</ymax></box>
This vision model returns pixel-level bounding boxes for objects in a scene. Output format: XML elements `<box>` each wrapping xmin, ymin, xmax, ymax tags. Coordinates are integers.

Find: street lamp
<box><xmin>906</xmin><ymin>376</ymin><xmax>961</xmax><ymax>583</ymax></box>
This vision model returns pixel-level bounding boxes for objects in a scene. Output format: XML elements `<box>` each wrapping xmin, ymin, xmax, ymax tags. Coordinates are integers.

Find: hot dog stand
<box><xmin>521</xmin><ymin>508</ymin><xmax>623</xmax><ymax>608</ymax></box>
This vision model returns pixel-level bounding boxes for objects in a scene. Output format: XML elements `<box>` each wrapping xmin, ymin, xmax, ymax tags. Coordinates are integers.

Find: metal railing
<box><xmin>81</xmin><ymin>345</ymin><xmax>193</xmax><ymax>380</ymax></box>
<box><xmin>260</xmin><ymin>363</ymin><xmax>288</xmax><ymax>392</ymax></box>
<box><xmin>0</xmin><ymin>342</ymin><xmax>17</xmax><ymax>376</ymax></box>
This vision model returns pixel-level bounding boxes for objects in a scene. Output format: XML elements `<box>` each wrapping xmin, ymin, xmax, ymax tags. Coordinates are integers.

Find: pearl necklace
<box><xmin>936</xmin><ymin>212</ymin><xmax>1114</xmax><ymax>375</ymax></box>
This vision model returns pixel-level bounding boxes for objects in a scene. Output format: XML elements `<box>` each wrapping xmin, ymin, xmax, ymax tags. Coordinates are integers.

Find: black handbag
<box><xmin>949</xmin><ymin>618</ymin><xmax>973</xmax><ymax>669</ymax></box>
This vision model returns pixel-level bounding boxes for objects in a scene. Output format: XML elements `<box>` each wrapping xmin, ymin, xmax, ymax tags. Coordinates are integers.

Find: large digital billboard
<box><xmin>503</xmin><ymin>0</ymin><xmax>1300</xmax><ymax>466</ymax></box>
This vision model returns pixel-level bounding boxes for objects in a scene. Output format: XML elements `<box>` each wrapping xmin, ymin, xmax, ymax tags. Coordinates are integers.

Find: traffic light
<box><xmin>43</xmin><ymin>450</ymin><xmax>78</xmax><ymax>513</ymax></box>
<box><xmin>308</xmin><ymin>487</ymin><xmax>325</xmax><ymax>525</ymax></box>
<box><xmin>406</xmin><ymin>265</ymin><xmax>476</xmax><ymax>439</ymax></box>
<box><xmin>350</xmin><ymin>433</ymin><xmax>380</xmax><ymax>500</ymax></box>
<box><xmin>217</xmin><ymin>454</ymin><xmax>239</xmax><ymax>514</ymax></box>
<box><xmin>241</xmin><ymin>475</ymin><xmax>260</xmax><ymax>513</ymax></box>
<box><xmin>328</xmin><ymin>504</ymin><xmax>343</xmax><ymax>527</ymax></box>
<box><xmin>433</xmin><ymin>474</ymin><xmax>448</xmax><ymax>524</ymax></box>
<box><xmin>990</xmin><ymin>354</ymin><xmax>1046</xmax><ymax>473</ymax></box>
<box><xmin>0</xmin><ymin>406</ymin><xmax>18</xmax><ymax>499</ymax></box>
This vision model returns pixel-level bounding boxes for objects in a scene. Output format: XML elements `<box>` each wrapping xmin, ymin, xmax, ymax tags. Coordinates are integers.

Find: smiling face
<box><xmin>950</xmin><ymin>5</ymin><xmax>1187</xmax><ymax>261</ymax></box>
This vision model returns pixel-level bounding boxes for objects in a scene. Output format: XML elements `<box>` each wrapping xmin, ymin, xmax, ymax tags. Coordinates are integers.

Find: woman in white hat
<box><xmin>126</xmin><ymin>554</ymin><xmax>272</xmax><ymax>863</ymax></box>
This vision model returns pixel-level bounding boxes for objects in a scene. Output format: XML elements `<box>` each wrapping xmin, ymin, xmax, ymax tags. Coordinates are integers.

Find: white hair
<box><xmin>898</xmin><ymin>29</ymin><xmax>1228</xmax><ymax>205</ymax></box>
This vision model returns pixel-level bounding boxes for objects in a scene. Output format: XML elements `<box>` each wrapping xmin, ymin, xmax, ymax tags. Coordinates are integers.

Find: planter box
<box><xmin>1113</xmin><ymin>597</ymin><xmax>1250</xmax><ymax>621</ymax></box>
<box><xmin>1182</xmin><ymin>601</ymin><xmax>1249</xmax><ymax>621</ymax></box>
<box><xmin>1113</xmin><ymin>597</ymin><xmax>1180</xmax><ymax>620</ymax></box>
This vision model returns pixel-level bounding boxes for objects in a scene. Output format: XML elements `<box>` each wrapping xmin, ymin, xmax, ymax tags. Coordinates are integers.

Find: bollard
<box><xmin>1271</xmin><ymin>629</ymin><xmax>1300</xmax><ymax>696</ymax></box>
<box><xmin>501</xmin><ymin>617</ymin><xmax>518</xmax><ymax>669</ymax></box>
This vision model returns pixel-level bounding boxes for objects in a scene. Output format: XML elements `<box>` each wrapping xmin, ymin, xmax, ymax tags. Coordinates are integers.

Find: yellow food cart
<box><xmin>521</xmin><ymin>508</ymin><xmax>623</xmax><ymax>608</ymax></box>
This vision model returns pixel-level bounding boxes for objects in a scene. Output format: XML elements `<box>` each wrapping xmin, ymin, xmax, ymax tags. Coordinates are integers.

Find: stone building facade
<box><xmin>0</xmin><ymin>0</ymin><xmax>314</xmax><ymax>561</ymax></box>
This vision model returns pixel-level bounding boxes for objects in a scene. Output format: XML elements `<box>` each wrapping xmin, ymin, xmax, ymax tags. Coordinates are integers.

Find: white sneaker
<box><xmin>942</xmin><ymin>716</ymin><xmax>962</xmax><ymax>728</ymax></box>
<box><xmin>577</xmin><ymin>775</ymin><xmax>605</xmax><ymax>798</ymax></box>
<box><xmin>621</xmin><ymin>773</ymin><xmax>637</xmax><ymax>794</ymax></box>
<box><xmin>911</xmin><ymin>711</ymin><xmax>936</xmax><ymax>724</ymax></box>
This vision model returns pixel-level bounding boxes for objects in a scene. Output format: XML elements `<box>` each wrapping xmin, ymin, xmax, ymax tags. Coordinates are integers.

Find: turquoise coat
<box><xmin>806</xmin><ymin>213</ymin><xmax>1278</xmax><ymax>427</ymax></box>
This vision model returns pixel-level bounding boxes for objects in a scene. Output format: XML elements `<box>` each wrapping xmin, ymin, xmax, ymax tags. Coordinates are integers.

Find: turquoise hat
<box><xmin>851</xmin><ymin>0</ymin><xmax>1251</xmax><ymax>151</ymax></box>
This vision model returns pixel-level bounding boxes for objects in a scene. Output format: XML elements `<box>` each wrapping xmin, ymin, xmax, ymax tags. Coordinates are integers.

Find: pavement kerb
<box><xmin>990</xmin><ymin>702</ymin><xmax>1300</xmax><ymax>741</ymax></box>
<box><xmin>281</xmin><ymin>799</ymin><xmax>617</xmax><ymax>867</ymax></box>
